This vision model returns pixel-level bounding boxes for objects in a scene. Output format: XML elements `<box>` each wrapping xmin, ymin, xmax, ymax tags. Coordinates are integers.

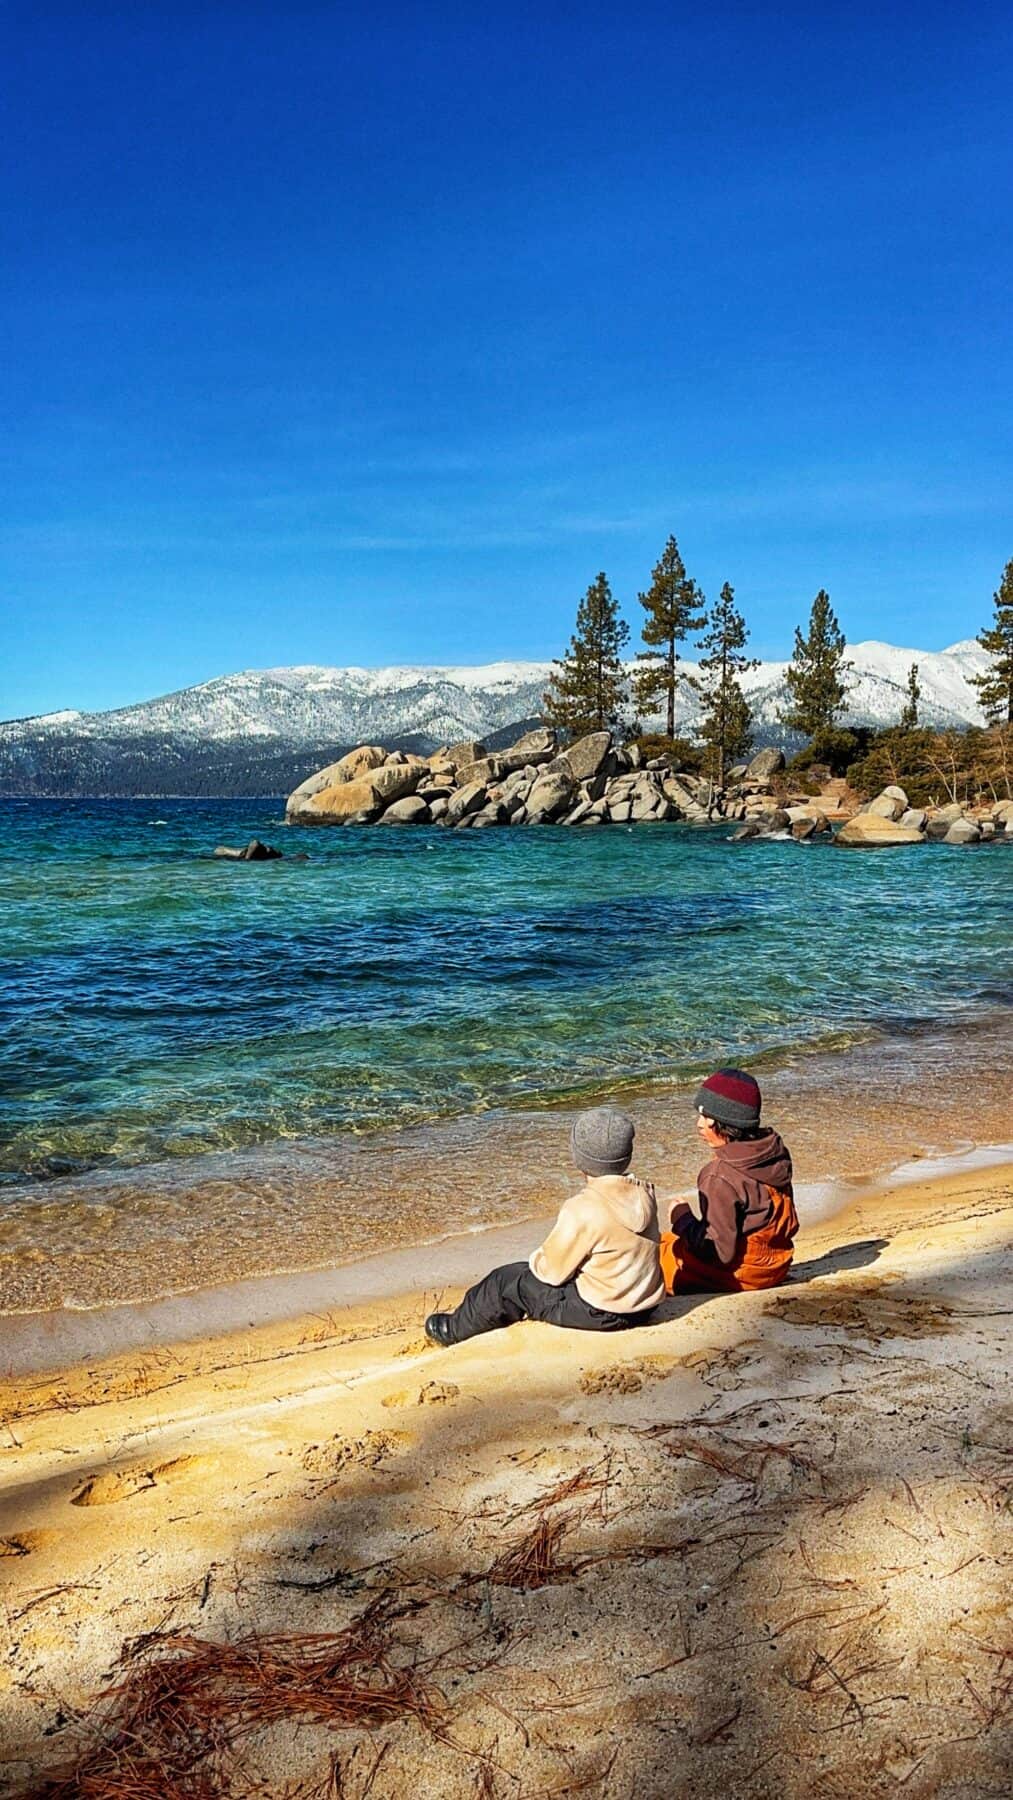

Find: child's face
<box><xmin>696</xmin><ymin>1111</ymin><xmax>727</xmax><ymax>1149</ymax></box>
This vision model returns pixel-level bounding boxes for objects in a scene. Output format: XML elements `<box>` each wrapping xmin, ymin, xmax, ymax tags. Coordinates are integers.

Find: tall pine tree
<box><xmin>970</xmin><ymin>557</ymin><xmax>1013</xmax><ymax>724</ymax></box>
<box><xmin>782</xmin><ymin>589</ymin><xmax>851</xmax><ymax>737</ymax></box>
<box><xmin>543</xmin><ymin>572</ymin><xmax>630</xmax><ymax>738</ymax></box>
<box><xmin>694</xmin><ymin>582</ymin><xmax>757</xmax><ymax>786</ymax></box>
<box><xmin>899</xmin><ymin>662</ymin><xmax>921</xmax><ymax>730</ymax></box>
<box><xmin>631</xmin><ymin>536</ymin><xmax>706</xmax><ymax>739</ymax></box>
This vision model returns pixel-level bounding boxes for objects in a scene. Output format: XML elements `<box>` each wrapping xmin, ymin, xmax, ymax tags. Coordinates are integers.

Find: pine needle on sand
<box><xmin>20</xmin><ymin>1596</ymin><xmax>442</xmax><ymax>1800</ymax></box>
<box><xmin>482</xmin><ymin>1515</ymin><xmax>573</xmax><ymax>1592</ymax></box>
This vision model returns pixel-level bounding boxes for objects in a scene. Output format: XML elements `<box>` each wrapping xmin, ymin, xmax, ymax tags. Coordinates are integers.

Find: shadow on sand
<box><xmin>4</xmin><ymin>1229</ymin><xmax>1011</xmax><ymax>1798</ymax></box>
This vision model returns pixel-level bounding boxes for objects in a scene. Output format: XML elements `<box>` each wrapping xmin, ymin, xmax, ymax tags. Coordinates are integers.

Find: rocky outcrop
<box><xmin>283</xmin><ymin>725</ymin><xmax>724</xmax><ymax>831</ymax></box>
<box><xmin>499</xmin><ymin>728</ymin><xmax>557</xmax><ymax>772</ymax></box>
<box><xmin>831</xmin><ymin>784</ymin><xmax>1012</xmax><ymax>849</ymax></box>
<box><xmin>283</xmin><ymin>738</ymin><xmax>1013</xmax><ymax>844</ymax></box>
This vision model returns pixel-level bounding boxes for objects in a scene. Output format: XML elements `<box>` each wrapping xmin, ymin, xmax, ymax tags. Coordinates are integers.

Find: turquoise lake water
<box><xmin>2</xmin><ymin>798</ymin><xmax>1010</xmax><ymax>1188</ymax></box>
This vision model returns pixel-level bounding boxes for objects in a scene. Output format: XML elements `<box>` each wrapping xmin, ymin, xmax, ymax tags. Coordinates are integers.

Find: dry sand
<box><xmin>0</xmin><ymin>1160</ymin><xmax>1011</xmax><ymax>1798</ymax></box>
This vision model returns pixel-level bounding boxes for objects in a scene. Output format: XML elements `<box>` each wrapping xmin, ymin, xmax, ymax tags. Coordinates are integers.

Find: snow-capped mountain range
<box><xmin>0</xmin><ymin>641</ymin><xmax>991</xmax><ymax>796</ymax></box>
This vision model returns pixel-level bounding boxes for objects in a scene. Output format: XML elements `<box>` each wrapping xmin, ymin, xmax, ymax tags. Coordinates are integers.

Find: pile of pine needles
<box><xmin>476</xmin><ymin>1459</ymin><xmax>616</xmax><ymax>1592</ymax></box>
<box><xmin>22</xmin><ymin>1597</ymin><xmax>441</xmax><ymax>1800</ymax></box>
<box><xmin>483</xmin><ymin>1515</ymin><xmax>572</xmax><ymax>1592</ymax></box>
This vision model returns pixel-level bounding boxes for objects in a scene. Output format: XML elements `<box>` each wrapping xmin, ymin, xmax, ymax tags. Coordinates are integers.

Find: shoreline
<box><xmin>0</xmin><ymin>1136</ymin><xmax>1011</xmax><ymax>1381</ymax></box>
<box><xmin>1</xmin><ymin>1005</ymin><xmax>1011</xmax><ymax>1322</ymax></box>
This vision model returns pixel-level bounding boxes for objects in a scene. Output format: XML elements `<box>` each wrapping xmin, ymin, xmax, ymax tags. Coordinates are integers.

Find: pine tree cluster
<box><xmin>543</xmin><ymin>536</ymin><xmax>760</xmax><ymax>765</ymax></box>
<box><xmin>544</xmin><ymin>546</ymin><xmax>1013</xmax><ymax>761</ymax></box>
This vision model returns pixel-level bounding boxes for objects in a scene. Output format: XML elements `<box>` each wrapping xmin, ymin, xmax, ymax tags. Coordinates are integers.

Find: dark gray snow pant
<box><xmin>447</xmin><ymin>1259</ymin><xmax>656</xmax><ymax>1343</ymax></box>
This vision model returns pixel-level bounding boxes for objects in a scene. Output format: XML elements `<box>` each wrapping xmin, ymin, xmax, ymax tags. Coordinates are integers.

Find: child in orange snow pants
<box><xmin>661</xmin><ymin>1069</ymin><xmax>798</xmax><ymax>1295</ymax></box>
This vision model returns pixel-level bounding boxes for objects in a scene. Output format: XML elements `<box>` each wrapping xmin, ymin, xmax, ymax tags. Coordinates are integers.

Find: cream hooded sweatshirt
<box><xmin>529</xmin><ymin>1174</ymin><xmax>664</xmax><ymax>1314</ymax></box>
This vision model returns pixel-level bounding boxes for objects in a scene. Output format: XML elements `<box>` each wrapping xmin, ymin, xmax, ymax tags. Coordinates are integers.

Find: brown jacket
<box><xmin>529</xmin><ymin>1174</ymin><xmax>664</xmax><ymax>1313</ymax></box>
<box><xmin>679</xmin><ymin>1130</ymin><xmax>794</xmax><ymax>1267</ymax></box>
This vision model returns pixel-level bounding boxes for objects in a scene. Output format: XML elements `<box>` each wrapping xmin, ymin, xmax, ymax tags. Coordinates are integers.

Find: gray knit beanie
<box><xmin>571</xmin><ymin>1107</ymin><xmax>634</xmax><ymax>1177</ymax></box>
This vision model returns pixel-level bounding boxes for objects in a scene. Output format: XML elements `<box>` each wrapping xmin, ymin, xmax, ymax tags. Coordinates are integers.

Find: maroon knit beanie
<box><xmin>693</xmin><ymin>1068</ymin><xmax>761</xmax><ymax>1128</ymax></box>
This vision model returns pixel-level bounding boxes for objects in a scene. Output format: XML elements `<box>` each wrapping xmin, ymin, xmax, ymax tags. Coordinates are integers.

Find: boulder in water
<box><xmin>943</xmin><ymin>818</ymin><xmax>981</xmax><ymax>845</ymax></box>
<box><xmin>446</xmin><ymin>780</ymin><xmax>488</xmax><ymax>824</ymax></box>
<box><xmin>214</xmin><ymin>839</ymin><xmax>283</xmax><ymax>861</ymax></box>
<box><xmin>835</xmin><ymin>815</ymin><xmax>925</xmax><ymax>847</ymax></box>
<box><xmin>285</xmin><ymin>746</ymin><xmax>386</xmax><ymax>815</ymax></box>
<box><xmin>379</xmin><ymin>796</ymin><xmax>431</xmax><ymax>824</ymax></box>
<box><xmin>525</xmin><ymin>771</ymin><xmax>575</xmax><ymax>822</ymax></box>
<box><xmin>864</xmin><ymin>790</ymin><xmax>907</xmax><ymax>821</ymax></box>
<box><xmin>288</xmin><ymin>762</ymin><xmax>421</xmax><ymax>823</ymax></box>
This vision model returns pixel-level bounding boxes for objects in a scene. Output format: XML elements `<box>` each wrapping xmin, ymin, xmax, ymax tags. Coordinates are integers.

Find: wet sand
<box><xmin>1</xmin><ymin>1157</ymin><xmax>1011</xmax><ymax>1798</ymax></box>
<box><xmin>1</xmin><ymin>1010</ymin><xmax>1011</xmax><ymax>1318</ymax></box>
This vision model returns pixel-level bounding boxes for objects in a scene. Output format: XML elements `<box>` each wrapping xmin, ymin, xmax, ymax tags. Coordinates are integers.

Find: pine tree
<box><xmin>899</xmin><ymin>662</ymin><xmax>921</xmax><ymax>730</ymax></box>
<box><xmin>970</xmin><ymin>557</ymin><xmax>1013</xmax><ymax>724</ymax></box>
<box><xmin>543</xmin><ymin>572</ymin><xmax>630</xmax><ymax>737</ymax></box>
<box><xmin>694</xmin><ymin>582</ymin><xmax>757</xmax><ymax>786</ymax></box>
<box><xmin>631</xmin><ymin>536</ymin><xmax>706</xmax><ymax>740</ymax></box>
<box><xmin>782</xmin><ymin>589</ymin><xmax>851</xmax><ymax>737</ymax></box>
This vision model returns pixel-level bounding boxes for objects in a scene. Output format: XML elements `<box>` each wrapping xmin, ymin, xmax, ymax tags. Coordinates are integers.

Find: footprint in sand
<box><xmin>72</xmin><ymin>1453</ymin><xmax>216</xmax><ymax>1507</ymax></box>
<box><xmin>580</xmin><ymin>1366</ymin><xmax>645</xmax><ymax>1395</ymax></box>
<box><xmin>382</xmin><ymin>1380</ymin><xmax>460</xmax><ymax>1411</ymax></box>
<box><xmin>301</xmin><ymin>1429</ymin><xmax>408</xmax><ymax>1477</ymax></box>
<box><xmin>0</xmin><ymin>1529</ymin><xmax>56</xmax><ymax>1557</ymax></box>
<box><xmin>579</xmin><ymin>1356</ymin><xmax>679</xmax><ymax>1396</ymax></box>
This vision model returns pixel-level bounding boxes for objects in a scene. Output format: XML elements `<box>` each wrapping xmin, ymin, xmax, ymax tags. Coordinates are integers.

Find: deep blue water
<box><xmin>1</xmin><ymin>798</ymin><xmax>1010</xmax><ymax>1184</ymax></box>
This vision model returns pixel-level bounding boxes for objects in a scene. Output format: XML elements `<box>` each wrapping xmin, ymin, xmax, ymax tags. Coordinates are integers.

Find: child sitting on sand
<box><xmin>661</xmin><ymin>1069</ymin><xmax>797</xmax><ymax>1294</ymax></box>
<box><xmin>425</xmin><ymin>1107</ymin><xmax>664</xmax><ymax>1345</ymax></box>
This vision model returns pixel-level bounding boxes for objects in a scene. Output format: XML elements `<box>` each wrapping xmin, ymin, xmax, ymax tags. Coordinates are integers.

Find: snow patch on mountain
<box><xmin>0</xmin><ymin>641</ymin><xmax>990</xmax><ymax>783</ymax></box>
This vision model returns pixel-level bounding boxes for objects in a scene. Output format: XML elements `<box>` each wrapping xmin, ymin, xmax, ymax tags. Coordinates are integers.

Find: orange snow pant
<box><xmin>660</xmin><ymin>1185</ymin><xmax>798</xmax><ymax>1295</ymax></box>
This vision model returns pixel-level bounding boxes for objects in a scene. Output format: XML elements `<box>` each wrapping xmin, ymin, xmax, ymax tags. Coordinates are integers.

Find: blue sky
<box><xmin>3</xmin><ymin>2</ymin><xmax>1012</xmax><ymax>718</ymax></box>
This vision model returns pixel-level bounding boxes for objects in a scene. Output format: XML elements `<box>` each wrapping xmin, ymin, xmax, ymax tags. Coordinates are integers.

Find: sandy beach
<box><xmin>1</xmin><ymin>1154</ymin><xmax>1011</xmax><ymax>1798</ymax></box>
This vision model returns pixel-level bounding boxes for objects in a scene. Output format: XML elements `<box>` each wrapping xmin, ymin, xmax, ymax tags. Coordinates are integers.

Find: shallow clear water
<box><xmin>2</xmin><ymin>797</ymin><xmax>1010</xmax><ymax>1184</ymax></box>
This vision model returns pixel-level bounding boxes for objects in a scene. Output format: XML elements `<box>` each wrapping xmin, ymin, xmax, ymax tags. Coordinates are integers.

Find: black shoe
<box><xmin>424</xmin><ymin>1312</ymin><xmax>456</xmax><ymax>1348</ymax></box>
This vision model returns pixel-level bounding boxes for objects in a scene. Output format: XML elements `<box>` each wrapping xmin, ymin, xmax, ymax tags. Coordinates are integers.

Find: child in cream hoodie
<box><xmin>425</xmin><ymin>1108</ymin><xmax>663</xmax><ymax>1346</ymax></box>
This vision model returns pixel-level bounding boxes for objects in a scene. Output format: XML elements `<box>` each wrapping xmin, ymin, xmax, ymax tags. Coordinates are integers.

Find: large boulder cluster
<box><xmin>284</xmin><ymin>736</ymin><xmax>1012</xmax><ymax>847</ymax></box>
<box><xmin>834</xmin><ymin>785</ymin><xmax>1012</xmax><ymax>847</ymax></box>
<box><xmin>285</xmin><ymin>728</ymin><xmax>729</xmax><ymax>829</ymax></box>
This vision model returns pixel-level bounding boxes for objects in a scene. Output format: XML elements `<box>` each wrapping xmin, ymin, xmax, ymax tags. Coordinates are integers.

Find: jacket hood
<box><xmin>585</xmin><ymin>1173</ymin><xmax>656</xmax><ymax>1234</ymax></box>
<box><xmin>712</xmin><ymin>1129</ymin><xmax>792</xmax><ymax>1189</ymax></box>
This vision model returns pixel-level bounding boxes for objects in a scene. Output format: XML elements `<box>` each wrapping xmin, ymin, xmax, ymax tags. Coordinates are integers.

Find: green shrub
<box><xmin>634</xmin><ymin>733</ymin><xmax>704</xmax><ymax>772</ymax></box>
<box><xmin>788</xmin><ymin>727</ymin><xmax>865</xmax><ymax>775</ymax></box>
<box><xmin>846</xmin><ymin>728</ymin><xmax>936</xmax><ymax>802</ymax></box>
